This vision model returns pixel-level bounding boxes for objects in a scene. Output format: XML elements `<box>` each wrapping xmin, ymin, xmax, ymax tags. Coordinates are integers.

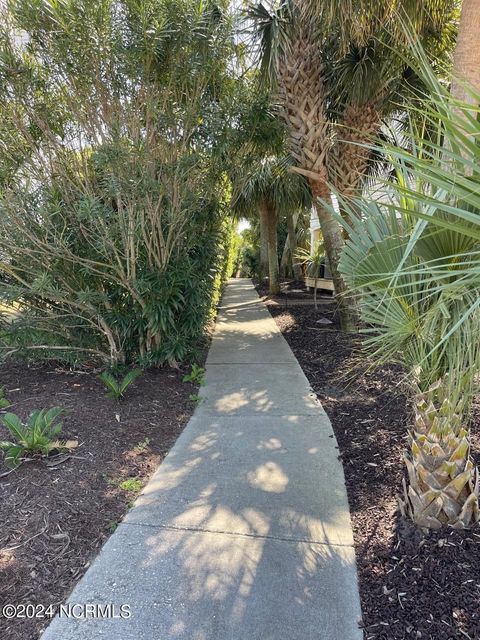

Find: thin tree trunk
<box><xmin>313</xmin><ymin>275</ymin><xmax>318</xmax><ymax>310</ymax></box>
<box><xmin>262</xmin><ymin>202</ymin><xmax>280</xmax><ymax>295</ymax></box>
<box><xmin>450</xmin><ymin>0</ymin><xmax>480</xmax><ymax>104</ymax></box>
<box><xmin>446</xmin><ymin>0</ymin><xmax>480</xmax><ymax>167</ymax></box>
<box><xmin>259</xmin><ymin>205</ymin><xmax>269</xmax><ymax>280</ymax></box>
<box><xmin>311</xmin><ymin>184</ymin><xmax>357</xmax><ymax>331</ymax></box>
<box><xmin>287</xmin><ymin>211</ymin><xmax>302</xmax><ymax>280</ymax></box>
<box><xmin>280</xmin><ymin>236</ymin><xmax>289</xmax><ymax>278</ymax></box>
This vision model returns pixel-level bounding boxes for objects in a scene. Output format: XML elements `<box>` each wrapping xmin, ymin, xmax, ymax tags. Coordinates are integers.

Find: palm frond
<box><xmin>244</xmin><ymin>1</ymin><xmax>293</xmax><ymax>84</ymax></box>
<box><xmin>99</xmin><ymin>371</ymin><xmax>120</xmax><ymax>397</ymax></box>
<box><xmin>119</xmin><ymin>368</ymin><xmax>142</xmax><ymax>394</ymax></box>
<box><xmin>232</xmin><ymin>154</ymin><xmax>311</xmax><ymax>217</ymax></box>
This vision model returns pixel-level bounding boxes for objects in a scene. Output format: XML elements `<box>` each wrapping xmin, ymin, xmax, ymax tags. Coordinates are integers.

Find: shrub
<box><xmin>0</xmin><ymin>0</ymin><xmax>236</xmax><ymax>367</ymax></box>
<box><xmin>182</xmin><ymin>364</ymin><xmax>205</xmax><ymax>385</ymax></box>
<box><xmin>0</xmin><ymin>408</ymin><xmax>76</xmax><ymax>468</ymax></box>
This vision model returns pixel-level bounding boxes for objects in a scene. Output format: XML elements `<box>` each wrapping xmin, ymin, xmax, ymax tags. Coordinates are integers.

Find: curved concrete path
<box><xmin>42</xmin><ymin>279</ymin><xmax>362</xmax><ymax>640</ymax></box>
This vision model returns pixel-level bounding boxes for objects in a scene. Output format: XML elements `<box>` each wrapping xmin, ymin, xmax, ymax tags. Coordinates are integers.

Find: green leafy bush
<box><xmin>0</xmin><ymin>408</ymin><xmax>74</xmax><ymax>468</ymax></box>
<box><xmin>182</xmin><ymin>364</ymin><xmax>205</xmax><ymax>385</ymax></box>
<box><xmin>189</xmin><ymin>393</ymin><xmax>205</xmax><ymax>405</ymax></box>
<box><xmin>99</xmin><ymin>369</ymin><xmax>143</xmax><ymax>401</ymax></box>
<box><xmin>0</xmin><ymin>0</ymin><xmax>237</xmax><ymax>367</ymax></box>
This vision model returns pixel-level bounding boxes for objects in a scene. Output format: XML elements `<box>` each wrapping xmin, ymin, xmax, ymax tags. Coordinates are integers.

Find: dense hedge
<box><xmin>0</xmin><ymin>0</ymin><xmax>236</xmax><ymax>366</ymax></box>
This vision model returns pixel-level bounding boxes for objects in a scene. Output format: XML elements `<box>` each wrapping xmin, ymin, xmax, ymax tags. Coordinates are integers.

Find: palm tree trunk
<box><xmin>286</xmin><ymin>211</ymin><xmax>302</xmax><ymax>280</ymax></box>
<box><xmin>312</xmin><ymin>184</ymin><xmax>357</xmax><ymax>331</ymax></box>
<box><xmin>331</xmin><ymin>103</ymin><xmax>379</xmax><ymax>202</ymax></box>
<box><xmin>280</xmin><ymin>236</ymin><xmax>289</xmax><ymax>278</ymax></box>
<box><xmin>450</xmin><ymin>0</ymin><xmax>480</xmax><ymax>104</ymax></box>
<box><xmin>276</xmin><ymin>35</ymin><xmax>357</xmax><ymax>329</ymax></box>
<box><xmin>401</xmin><ymin>382</ymin><xmax>479</xmax><ymax>530</ymax></box>
<box><xmin>262</xmin><ymin>202</ymin><xmax>280</xmax><ymax>295</ymax></box>
<box><xmin>446</xmin><ymin>0</ymin><xmax>480</xmax><ymax>167</ymax></box>
<box><xmin>259</xmin><ymin>205</ymin><xmax>269</xmax><ymax>280</ymax></box>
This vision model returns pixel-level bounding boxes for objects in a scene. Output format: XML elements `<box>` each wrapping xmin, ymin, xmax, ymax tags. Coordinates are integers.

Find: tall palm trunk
<box><xmin>312</xmin><ymin>187</ymin><xmax>357</xmax><ymax>331</ymax></box>
<box><xmin>331</xmin><ymin>102</ymin><xmax>380</xmax><ymax>219</ymax></box>
<box><xmin>258</xmin><ymin>204</ymin><xmax>269</xmax><ymax>279</ymax></box>
<box><xmin>276</xmin><ymin>33</ymin><xmax>357</xmax><ymax>330</ymax></box>
<box><xmin>450</xmin><ymin>0</ymin><xmax>480</xmax><ymax>104</ymax></box>
<box><xmin>280</xmin><ymin>236</ymin><xmax>289</xmax><ymax>278</ymax></box>
<box><xmin>262</xmin><ymin>201</ymin><xmax>280</xmax><ymax>295</ymax></box>
<box><xmin>286</xmin><ymin>211</ymin><xmax>302</xmax><ymax>280</ymax></box>
<box><xmin>447</xmin><ymin>0</ymin><xmax>480</xmax><ymax>165</ymax></box>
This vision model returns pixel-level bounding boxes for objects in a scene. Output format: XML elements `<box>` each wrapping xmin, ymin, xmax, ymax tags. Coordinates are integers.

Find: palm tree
<box><xmin>282</xmin><ymin>208</ymin><xmax>308</xmax><ymax>280</ymax></box>
<box><xmin>226</xmin><ymin>87</ymin><xmax>289</xmax><ymax>283</ymax></box>
<box><xmin>447</xmin><ymin>0</ymin><xmax>480</xmax><ymax>159</ymax></box>
<box><xmin>232</xmin><ymin>155</ymin><xmax>311</xmax><ymax>294</ymax></box>
<box><xmin>339</xmin><ymin>205</ymin><xmax>480</xmax><ymax>529</ymax></box>
<box><xmin>247</xmin><ymin>0</ymin><xmax>457</xmax><ymax>330</ymax></box>
<box><xmin>295</xmin><ymin>241</ymin><xmax>324</xmax><ymax>310</ymax></box>
<box><xmin>336</xmin><ymin>45</ymin><xmax>480</xmax><ymax>529</ymax></box>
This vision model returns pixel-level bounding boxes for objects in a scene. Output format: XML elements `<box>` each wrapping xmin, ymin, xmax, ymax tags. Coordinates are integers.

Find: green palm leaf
<box><xmin>4</xmin><ymin>445</ymin><xmax>23</xmax><ymax>469</ymax></box>
<box><xmin>2</xmin><ymin>413</ymin><xmax>26</xmax><ymax>443</ymax></box>
<box><xmin>119</xmin><ymin>369</ymin><xmax>143</xmax><ymax>395</ymax></box>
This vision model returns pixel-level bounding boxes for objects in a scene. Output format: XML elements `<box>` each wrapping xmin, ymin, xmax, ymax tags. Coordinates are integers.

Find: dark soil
<box><xmin>255</xmin><ymin>278</ymin><xmax>311</xmax><ymax>299</ymax></box>
<box><xmin>267</xmin><ymin>301</ymin><xmax>480</xmax><ymax>640</ymax></box>
<box><xmin>0</xmin><ymin>361</ymin><xmax>200</xmax><ymax>640</ymax></box>
<box><xmin>254</xmin><ymin>277</ymin><xmax>334</xmax><ymax>306</ymax></box>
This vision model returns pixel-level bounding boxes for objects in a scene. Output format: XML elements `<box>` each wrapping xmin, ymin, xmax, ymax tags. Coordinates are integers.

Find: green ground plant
<box><xmin>189</xmin><ymin>393</ymin><xmax>205</xmax><ymax>405</ymax></box>
<box><xmin>99</xmin><ymin>369</ymin><xmax>143</xmax><ymax>401</ymax></box>
<box><xmin>0</xmin><ymin>408</ymin><xmax>76</xmax><ymax>468</ymax></box>
<box><xmin>118</xmin><ymin>478</ymin><xmax>143</xmax><ymax>493</ymax></box>
<box><xmin>182</xmin><ymin>364</ymin><xmax>205</xmax><ymax>386</ymax></box>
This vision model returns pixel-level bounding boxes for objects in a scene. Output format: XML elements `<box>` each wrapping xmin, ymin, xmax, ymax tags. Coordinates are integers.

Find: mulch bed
<box><xmin>255</xmin><ymin>278</ymin><xmax>312</xmax><ymax>299</ymax></box>
<box><xmin>0</xmin><ymin>360</ymin><xmax>200</xmax><ymax>640</ymax></box>
<box><xmin>254</xmin><ymin>277</ymin><xmax>334</xmax><ymax>305</ymax></box>
<box><xmin>265</xmin><ymin>299</ymin><xmax>480</xmax><ymax>640</ymax></box>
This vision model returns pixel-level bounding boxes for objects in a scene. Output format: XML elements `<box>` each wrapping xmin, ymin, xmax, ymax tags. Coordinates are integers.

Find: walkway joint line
<box><xmin>120</xmin><ymin>521</ymin><xmax>356</xmax><ymax>548</ymax></box>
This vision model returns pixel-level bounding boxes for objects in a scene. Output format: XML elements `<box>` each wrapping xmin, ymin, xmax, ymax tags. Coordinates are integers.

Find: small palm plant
<box><xmin>338</xmin><ymin>201</ymin><xmax>480</xmax><ymax>529</ymax></box>
<box><xmin>295</xmin><ymin>241</ymin><xmax>325</xmax><ymax>310</ymax></box>
<box><xmin>0</xmin><ymin>408</ymin><xmax>75</xmax><ymax>469</ymax></box>
<box><xmin>99</xmin><ymin>369</ymin><xmax>143</xmax><ymax>401</ymax></box>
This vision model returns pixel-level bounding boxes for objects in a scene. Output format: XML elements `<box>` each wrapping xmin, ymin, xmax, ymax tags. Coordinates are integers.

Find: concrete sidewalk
<box><xmin>42</xmin><ymin>279</ymin><xmax>362</xmax><ymax>640</ymax></box>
